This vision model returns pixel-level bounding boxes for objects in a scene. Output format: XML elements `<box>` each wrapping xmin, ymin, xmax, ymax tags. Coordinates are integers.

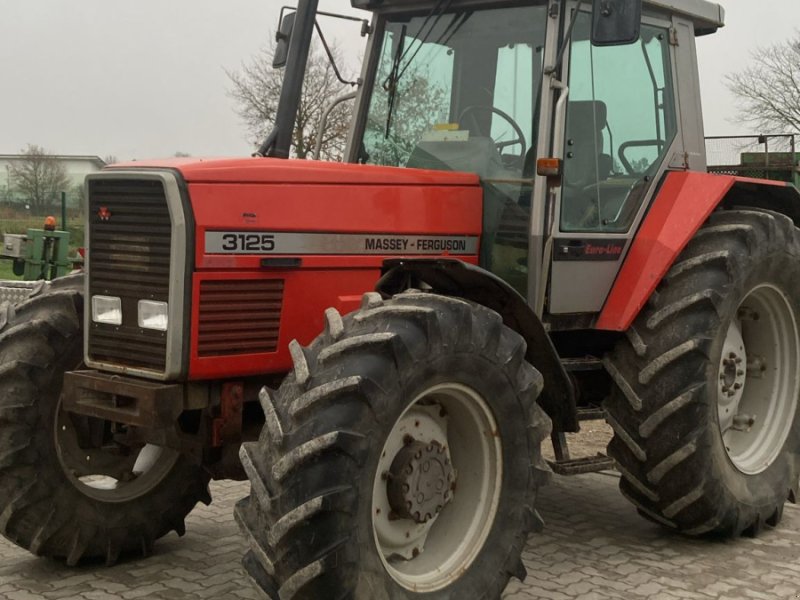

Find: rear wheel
<box><xmin>0</xmin><ymin>274</ymin><xmax>211</xmax><ymax>565</ymax></box>
<box><xmin>236</xmin><ymin>291</ymin><xmax>551</xmax><ymax>599</ymax></box>
<box><xmin>604</xmin><ymin>209</ymin><xmax>800</xmax><ymax>536</ymax></box>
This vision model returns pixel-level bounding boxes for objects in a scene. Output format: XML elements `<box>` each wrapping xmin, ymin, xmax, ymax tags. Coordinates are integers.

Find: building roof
<box><xmin>0</xmin><ymin>154</ymin><xmax>106</xmax><ymax>168</ymax></box>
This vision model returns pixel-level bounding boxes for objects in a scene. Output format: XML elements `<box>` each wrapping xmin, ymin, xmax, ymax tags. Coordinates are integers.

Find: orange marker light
<box><xmin>43</xmin><ymin>216</ymin><xmax>57</xmax><ymax>231</ymax></box>
<box><xmin>536</xmin><ymin>158</ymin><xmax>562</xmax><ymax>177</ymax></box>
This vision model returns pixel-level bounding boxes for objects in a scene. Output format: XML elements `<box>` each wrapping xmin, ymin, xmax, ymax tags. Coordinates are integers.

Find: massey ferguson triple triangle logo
<box><xmin>97</xmin><ymin>206</ymin><xmax>112</xmax><ymax>221</ymax></box>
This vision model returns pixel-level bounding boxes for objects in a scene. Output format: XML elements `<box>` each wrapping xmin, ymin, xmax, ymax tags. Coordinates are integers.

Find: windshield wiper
<box><xmin>384</xmin><ymin>25</ymin><xmax>406</xmax><ymax>136</ymax></box>
<box><xmin>382</xmin><ymin>0</ymin><xmax>456</xmax><ymax>137</ymax></box>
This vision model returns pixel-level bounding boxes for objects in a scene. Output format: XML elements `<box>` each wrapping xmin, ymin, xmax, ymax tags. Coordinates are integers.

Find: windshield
<box><xmin>359</xmin><ymin>4</ymin><xmax>549</xmax><ymax>178</ymax></box>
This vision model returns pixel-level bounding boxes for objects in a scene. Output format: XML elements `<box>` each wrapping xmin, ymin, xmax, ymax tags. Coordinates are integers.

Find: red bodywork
<box><xmin>596</xmin><ymin>171</ymin><xmax>795</xmax><ymax>331</ymax></box>
<box><xmin>123</xmin><ymin>158</ymin><xmax>483</xmax><ymax>380</ymax></box>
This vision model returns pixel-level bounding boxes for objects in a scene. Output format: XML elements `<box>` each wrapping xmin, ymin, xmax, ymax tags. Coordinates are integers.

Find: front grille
<box><xmin>198</xmin><ymin>279</ymin><xmax>284</xmax><ymax>357</ymax></box>
<box><xmin>88</xmin><ymin>178</ymin><xmax>171</xmax><ymax>372</ymax></box>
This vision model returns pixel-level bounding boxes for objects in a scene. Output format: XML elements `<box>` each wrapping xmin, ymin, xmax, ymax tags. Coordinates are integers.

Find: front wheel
<box><xmin>0</xmin><ymin>275</ymin><xmax>211</xmax><ymax>565</ymax></box>
<box><xmin>236</xmin><ymin>291</ymin><xmax>551</xmax><ymax>599</ymax></box>
<box><xmin>604</xmin><ymin>209</ymin><xmax>800</xmax><ymax>536</ymax></box>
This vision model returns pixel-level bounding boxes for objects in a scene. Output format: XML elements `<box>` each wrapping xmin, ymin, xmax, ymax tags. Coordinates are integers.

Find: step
<box><xmin>561</xmin><ymin>357</ymin><xmax>604</xmax><ymax>372</ymax></box>
<box><xmin>577</xmin><ymin>406</ymin><xmax>606</xmax><ymax>421</ymax></box>
<box><xmin>547</xmin><ymin>454</ymin><xmax>615</xmax><ymax>476</ymax></box>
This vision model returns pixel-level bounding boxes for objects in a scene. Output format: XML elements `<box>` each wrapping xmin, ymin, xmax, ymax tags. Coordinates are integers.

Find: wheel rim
<box><xmin>717</xmin><ymin>284</ymin><xmax>800</xmax><ymax>474</ymax></box>
<box><xmin>55</xmin><ymin>400</ymin><xmax>179</xmax><ymax>502</ymax></box>
<box><xmin>372</xmin><ymin>383</ymin><xmax>502</xmax><ymax>592</ymax></box>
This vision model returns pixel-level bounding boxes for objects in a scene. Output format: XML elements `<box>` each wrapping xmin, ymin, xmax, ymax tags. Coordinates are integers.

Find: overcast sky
<box><xmin>1</xmin><ymin>1</ymin><xmax>797</xmax><ymax>161</ymax></box>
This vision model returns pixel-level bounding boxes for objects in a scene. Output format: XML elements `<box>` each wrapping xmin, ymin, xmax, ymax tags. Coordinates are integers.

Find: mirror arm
<box><xmin>313</xmin><ymin>20</ymin><xmax>360</xmax><ymax>87</ymax></box>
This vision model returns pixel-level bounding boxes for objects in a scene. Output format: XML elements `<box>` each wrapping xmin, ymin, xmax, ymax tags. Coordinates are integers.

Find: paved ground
<box><xmin>1</xmin><ymin>472</ymin><xmax>799</xmax><ymax>600</ymax></box>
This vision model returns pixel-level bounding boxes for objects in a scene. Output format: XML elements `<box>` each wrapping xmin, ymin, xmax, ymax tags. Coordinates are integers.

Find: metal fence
<box><xmin>705</xmin><ymin>134</ymin><xmax>798</xmax><ymax>183</ymax></box>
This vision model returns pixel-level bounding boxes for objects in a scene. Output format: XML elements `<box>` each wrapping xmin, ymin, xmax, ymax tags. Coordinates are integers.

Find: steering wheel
<box><xmin>459</xmin><ymin>105</ymin><xmax>527</xmax><ymax>160</ymax></box>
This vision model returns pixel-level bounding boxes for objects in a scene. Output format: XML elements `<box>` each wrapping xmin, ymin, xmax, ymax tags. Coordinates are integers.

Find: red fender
<box><xmin>595</xmin><ymin>171</ymin><xmax>793</xmax><ymax>331</ymax></box>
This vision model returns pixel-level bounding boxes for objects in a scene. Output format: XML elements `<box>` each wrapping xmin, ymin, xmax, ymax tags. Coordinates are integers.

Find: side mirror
<box><xmin>273</xmin><ymin>11</ymin><xmax>296</xmax><ymax>68</ymax></box>
<box><xmin>591</xmin><ymin>0</ymin><xmax>642</xmax><ymax>46</ymax></box>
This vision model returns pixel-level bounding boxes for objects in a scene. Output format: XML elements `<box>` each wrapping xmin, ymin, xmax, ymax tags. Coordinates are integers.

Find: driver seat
<box><xmin>564</xmin><ymin>100</ymin><xmax>612</xmax><ymax>188</ymax></box>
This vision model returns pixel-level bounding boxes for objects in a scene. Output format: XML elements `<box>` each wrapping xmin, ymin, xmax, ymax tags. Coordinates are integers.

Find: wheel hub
<box><xmin>371</xmin><ymin>383</ymin><xmax>502</xmax><ymax>592</ymax></box>
<box><xmin>387</xmin><ymin>439</ymin><xmax>454</xmax><ymax>524</ymax></box>
<box><xmin>717</xmin><ymin>285</ymin><xmax>800</xmax><ymax>474</ymax></box>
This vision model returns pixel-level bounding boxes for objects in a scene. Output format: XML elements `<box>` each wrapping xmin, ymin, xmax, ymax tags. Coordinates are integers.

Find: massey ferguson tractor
<box><xmin>1</xmin><ymin>0</ymin><xmax>799</xmax><ymax>598</ymax></box>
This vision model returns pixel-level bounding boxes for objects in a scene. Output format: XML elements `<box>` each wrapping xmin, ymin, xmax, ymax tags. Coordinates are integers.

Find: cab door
<box><xmin>547</xmin><ymin>6</ymin><xmax>680</xmax><ymax>314</ymax></box>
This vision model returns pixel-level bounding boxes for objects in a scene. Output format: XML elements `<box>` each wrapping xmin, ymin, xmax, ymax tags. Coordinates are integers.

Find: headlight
<box><xmin>92</xmin><ymin>295</ymin><xmax>122</xmax><ymax>326</ymax></box>
<box><xmin>138</xmin><ymin>300</ymin><xmax>168</xmax><ymax>331</ymax></box>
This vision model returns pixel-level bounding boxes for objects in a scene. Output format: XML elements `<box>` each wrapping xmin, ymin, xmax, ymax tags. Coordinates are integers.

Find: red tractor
<box><xmin>1</xmin><ymin>0</ymin><xmax>799</xmax><ymax>598</ymax></box>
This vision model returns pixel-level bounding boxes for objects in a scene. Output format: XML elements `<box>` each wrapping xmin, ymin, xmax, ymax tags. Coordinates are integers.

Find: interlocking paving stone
<box><xmin>1</xmin><ymin>473</ymin><xmax>798</xmax><ymax>599</ymax></box>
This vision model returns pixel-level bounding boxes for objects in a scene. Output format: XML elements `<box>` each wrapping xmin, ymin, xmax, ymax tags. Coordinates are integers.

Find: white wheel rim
<box><xmin>717</xmin><ymin>284</ymin><xmax>800</xmax><ymax>474</ymax></box>
<box><xmin>56</xmin><ymin>402</ymin><xmax>179</xmax><ymax>502</ymax></box>
<box><xmin>372</xmin><ymin>383</ymin><xmax>503</xmax><ymax>592</ymax></box>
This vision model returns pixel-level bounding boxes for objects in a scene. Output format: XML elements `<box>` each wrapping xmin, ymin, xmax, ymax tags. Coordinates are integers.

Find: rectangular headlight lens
<box><xmin>138</xmin><ymin>300</ymin><xmax>168</xmax><ymax>331</ymax></box>
<box><xmin>91</xmin><ymin>295</ymin><xmax>122</xmax><ymax>326</ymax></box>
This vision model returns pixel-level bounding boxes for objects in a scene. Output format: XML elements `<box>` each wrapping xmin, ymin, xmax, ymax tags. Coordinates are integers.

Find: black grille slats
<box><xmin>87</xmin><ymin>178</ymin><xmax>171</xmax><ymax>372</ymax></box>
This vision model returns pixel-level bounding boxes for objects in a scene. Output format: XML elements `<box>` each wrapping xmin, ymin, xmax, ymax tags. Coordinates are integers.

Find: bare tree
<box><xmin>8</xmin><ymin>145</ymin><xmax>70</xmax><ymax>215</ymax></box>
<box><xmin>227</xmin><ymin>44</ymin><xmax>354</xmax><ymax>160</ymax></box>
<box><xmin>726</xmin><ymin>33</ymin><xmax>800</xmax><ymax>133</ymax></box>
<box><xmin>364</xmin><ymin>73</ymin><xmax>447</xmax><ymax>167</ymax></box>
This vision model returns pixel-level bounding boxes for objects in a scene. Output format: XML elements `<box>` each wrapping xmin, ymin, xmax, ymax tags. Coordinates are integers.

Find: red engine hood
<box><xmin>108</xmin><ymin>157</ymin><xmax>480</xmax><ymax>187</ymax></box>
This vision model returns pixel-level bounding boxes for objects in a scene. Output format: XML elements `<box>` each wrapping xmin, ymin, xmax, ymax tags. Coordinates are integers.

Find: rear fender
<box><xmin>377</xmin><ymin>258</ymin><xmax>578</xmax><ymax>433</ymax></box>
<box><xmin>596</xmin><ymin>171</ymin><xmax>800</xmax><ymax>331</ymax></box>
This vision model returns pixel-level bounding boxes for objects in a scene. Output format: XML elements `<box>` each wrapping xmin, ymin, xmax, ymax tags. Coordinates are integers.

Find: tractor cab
<box><xmin>340</xmin><ymin>0</ymin><xmax>724</xmax><ymax>310</ymax></box>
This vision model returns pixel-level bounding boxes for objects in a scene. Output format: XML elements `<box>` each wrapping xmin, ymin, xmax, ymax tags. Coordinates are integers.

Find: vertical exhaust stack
<box><xmin>258</xmin><ymin>0</ymin><xmax>320</xmax><ymax>158</ymax></box>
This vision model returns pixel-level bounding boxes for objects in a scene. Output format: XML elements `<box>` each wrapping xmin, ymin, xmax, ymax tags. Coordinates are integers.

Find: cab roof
<box><xmin>351</xmin><ymin>0</ymin><xmax>725</xmax><ymax>35</ymax></box>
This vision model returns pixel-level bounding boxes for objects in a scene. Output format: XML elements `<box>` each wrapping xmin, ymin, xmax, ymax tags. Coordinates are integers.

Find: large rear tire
<box><xmin>0</xmin><ymin>274</ymin><xmax>211</xmax><ymax>565</ymax></box>
<box><xmin>236</xmin><ymin>291</ymin><xmax>551</xmax><ymax>599</ymax></box>
<box><xmin>604</xmin><ymin>209</ymin><xmax>800</xmax><ymax>536</ymax></box>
